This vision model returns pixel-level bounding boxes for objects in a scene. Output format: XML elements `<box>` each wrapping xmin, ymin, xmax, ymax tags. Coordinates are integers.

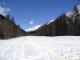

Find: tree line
<box><xmin>0</xmin><ymin>5</ymin><xmax>80</xmax><ymax>38</ymax></box>
<box><xmin>33</xmin><ymin>5</ymin><xmax>80</xmax><ymax>36</ymax></box>
<box><xmin>0</xmin><ymin>14</ymin><xmax>27</xmax><ymax>39</ymax></box>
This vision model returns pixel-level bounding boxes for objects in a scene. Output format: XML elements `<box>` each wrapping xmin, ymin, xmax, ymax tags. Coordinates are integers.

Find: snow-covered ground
<box><xmin>0</xmin><ymin>36</ymin><xmax>80</xmax><ymax>60</ymax></box>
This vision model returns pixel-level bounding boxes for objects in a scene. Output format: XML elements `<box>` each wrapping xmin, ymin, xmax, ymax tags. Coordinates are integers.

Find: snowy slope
<box><xmin>47</xmin><ymin>20</ymin><xmax>54</xmax><ymax>25</ymax></box>
<box><xmin>0</xmin><ymin>36</ymin><xmax>80</xmax><ymax>60</ymax></box>
<box><xmin>66</xmin><ymin>11</ymin><xmax>74</xmax><ymax>17</ymax></box>
<box><xmin>25</xmin><ymin>5</ymin><xmax>80</xmax><ymax>32</ymax></box>
<box><xmin>25</xmin><ymin>25</ymin><xmax>41</xmax><ymax>32</ymax></box>
<box><xmin>77</xmin><ymin>5</ymin><xmax>80</xmax><ymax>14</ymax></box>
<box><xmin>25</xmin><ymin>20</ymin><xmax>54</xmax><ymax>32</ymax></box>
<box><xmin>66</xmin><ymin>5</ymin><xmax>80</xmax><ymax>17</ymax></box>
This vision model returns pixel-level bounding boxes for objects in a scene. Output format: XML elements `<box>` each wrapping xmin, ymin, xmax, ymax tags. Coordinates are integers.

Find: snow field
<box><xmin>0</xmin><ymin>36</ymin><xmax>80</xmax><ymax>60</ymax></box>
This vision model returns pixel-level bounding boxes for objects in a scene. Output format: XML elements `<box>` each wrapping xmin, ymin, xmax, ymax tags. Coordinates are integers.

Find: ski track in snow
<box><xmin>0</xmin><ymin>36</ymin><xmax>80</xmax><ymax>60</ymax></box>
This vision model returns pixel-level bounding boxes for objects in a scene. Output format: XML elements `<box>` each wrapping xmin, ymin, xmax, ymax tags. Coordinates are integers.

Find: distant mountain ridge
<box><xmin>26</xmin><ymin>5</ymin><xmax>80</xmax><ymax>33</ymax></box>
<box><xmin>25</xmin><ymin>20</ymin><xmax>54</xmax><ymax>32</ymax></box>
<box><xmin>66</xmin><ymin>5</ymin><xmax>80</xmax><ymax>17</ymax></box>
<box><xmin>25</xmin><ymin>25</ymin><xmax>41</xmax><ymax>32</ymax></box>
<box><xmin>26</xmin><ymin>5</ymin><xmax>80</xmax><ymax>36</ymax></box>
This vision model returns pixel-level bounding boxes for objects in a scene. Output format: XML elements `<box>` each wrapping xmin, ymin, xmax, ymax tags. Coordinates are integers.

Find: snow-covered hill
<box><xmin>26</xmin><ymin>5</ymin><xmax>80</xmax><ymax>32</ymax></box>
<box><xmin>25</xmin><ymin>20</ymin><xmax>54</xmax><ymax>32</ymax></box>
<box><xmin>0</xmin><ymin>36</ymin><xmax>80</xmax><ymax>60</ymax></box>
<box><xmin>47</xmin><ymin>20</ymin><xmax>54</xmax><ymax>25</ymax></box>
<box><xmin>66</xmin><ymin>5</ymin><xmax>80</xmax><ymax>17</ymax></box>
<box><xmin>25</xmin><ymin>25</ymin><xmax>41</xmax><ymax>32</ymax></box>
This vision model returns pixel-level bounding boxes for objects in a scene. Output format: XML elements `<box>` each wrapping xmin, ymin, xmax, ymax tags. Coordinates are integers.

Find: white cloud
<box><xmin>0</xmin><ymin>6</ymin><xmax>11</xmax><ymax>15</ymax></box>
<box><xmin>0</xmin><ymin>2</ymin><xmax>5</xmax><ymax>5</ymax></box>
<box><xmin>29</xmin><ymin>21</ymin><xmax>33</xmax><ymax>24</ymax></box>
<box><xmin>6</xmin><ymin>8</ymin><xmax>11</xmax><ymax>12</ymax></box>
<box><xmin>49</xmin><ymin>10</ymin><xmax>53</xmax><ymax>13</ymax></box>
<box><xmin>0</xmin><ymin>6</ymin><xmax>5</xmax><ymax>15</ymax></box>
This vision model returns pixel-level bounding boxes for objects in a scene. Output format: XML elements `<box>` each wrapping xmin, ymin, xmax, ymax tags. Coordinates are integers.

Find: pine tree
<box><xmin>11</xmin><ymin>17</ymin><xmax>16</xmax><ymax>37</ymax></box>
<box><xmin>17</xmin><ymin>24</ymin><xmax>22</xmax><ymax>36</ymax></box>
<box><xmin>55</xmin><ymin>13</ymin><xmax>67</xmax><ymax>36</ymax></box>
<box><xmin>5</xmin><ymin>14</ymin><xmax>11</xmax><ymax>38</ymax></box>
<box><xmin>73</xmin><ymin>5</ymin><xmax>80</xmax><ymax>35</ymax></box>
<box><xmin>11</xmin><ymin>17</ymin><xmax>15</xmax><ymax>24</ymax></box>
<box><xmin>51</xmin><ymin>21</ymin><xmax>56</xmax><ymax>36</ymax></box>
<box><xmin>0</xmin><ymin>14</ymin><xmax>27</xmax><ymax>39</ymax></box>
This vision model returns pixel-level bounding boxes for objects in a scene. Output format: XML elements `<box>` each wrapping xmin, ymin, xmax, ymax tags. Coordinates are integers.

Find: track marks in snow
<box><xmin>0</xmin><ymin>36</ymin><xmax>80</xmax><ymax>60</ymax></box>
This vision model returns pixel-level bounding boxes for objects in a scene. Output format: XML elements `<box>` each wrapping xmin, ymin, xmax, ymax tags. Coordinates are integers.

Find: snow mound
<box><xmin>0</xmin><ymin>36</ymin><xmax>80</xmax><ymax>60</ymax></box>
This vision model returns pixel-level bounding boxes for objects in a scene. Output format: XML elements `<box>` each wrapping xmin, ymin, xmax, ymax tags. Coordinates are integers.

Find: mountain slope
<box><xmin>26</xmin><ymin>5</ymin><xmax>80</xmax><ymax>36</ymax></box>
<box><xmin>66</xmin><ymin>5</ymin><xmax>80</xmax><ymax>17</ymax></box>
<box><xmin>25</xmin><ymin>25</ymin><xmax>41</xmax><ymax>32</ymax></box>
<box><xmin>25</xmin><ymin>20</ymin><xmax>54</xmax><ymax>32</ymax></box>
<box><xmin>0</xmin><ymin>14</ymin><xmax>27</xmax><ymax>38</ymax></box>
<box><xmin>26</xmin><ymin>5</ymin><xmax>80</xmax><ymax>33</ymax></box>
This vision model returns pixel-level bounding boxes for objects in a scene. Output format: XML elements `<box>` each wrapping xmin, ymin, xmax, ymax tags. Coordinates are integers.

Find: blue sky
<box><xmin>0</xmin><ymin>0</ymin><xmax>80</xmax><ymax>30</ymax></box>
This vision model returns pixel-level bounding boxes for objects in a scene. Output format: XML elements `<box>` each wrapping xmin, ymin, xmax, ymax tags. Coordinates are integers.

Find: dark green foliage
<box><xmin>33</xmin><ymin>5</ymin><xmax>80</xmax><ymax>36</ymax></box>
<box><xmin>0</xmin><ymin>5</ymin><xmax>79</xmax><ymax>37</ymax></box>
<box><xmin>37</xmin><ymin>13</ymin><xmax>68</xmax><ymax>36</ymax></box>
<box><xmin>73</xmin><ymin>5</ymin><xmax>80</xmax><ymax>35</ymax></box>
<box><xmin>55</xmin><ymin>13</ymin><xmax>68</xmax><ymax>36</ymax></box>
<box><xmin>0</xmin><ymin>14</ymin><xmax>27</xmax><ymax>39</ymax></box>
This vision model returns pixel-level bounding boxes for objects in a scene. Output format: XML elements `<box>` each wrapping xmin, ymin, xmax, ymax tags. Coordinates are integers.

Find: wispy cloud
<box><xmin>0</xmin><ymin>2</ymin><xmax>5</xmax><ymax>5</ymax></box>
<box><xmin>3</xmin><ymin>2</ymin><xmax>5</xmax><ymax>5</ymax></box>
<box><xmin>49</xmin><ymin>10</ymin><xmax>54</xmax><ymax>13</ymax></box>
<box><xmin>0</xmin><ymin>6</ymin><xmax>11</xmax><ymax>15</ymax></box>
<box><xmin>6</xmin><ymin>8</ymin><xmax>11</xmax><ymax>12</ymax></box>
<box><xmin>29</xmin><ymin>21</ymin><xmax>33</xmax><ymax>24</ymax></box>
<box><xmin>49</xmin><ymin>10</ymin><xmax>58</xmax><ymax>13</ymax></box>
<box><xmin>37</xmin><ymin>13</ymin><xmax>39</xmax><ymax>14</ymax></box>
<box><xmin>55</xmin><ymin>10</ymin><xmax>58</xmax><ymax>13</ymax></box>
<box><xmin>51</xmin><ymin>10</ymin><xmax>53</xmax><ymax>12</ymax></box>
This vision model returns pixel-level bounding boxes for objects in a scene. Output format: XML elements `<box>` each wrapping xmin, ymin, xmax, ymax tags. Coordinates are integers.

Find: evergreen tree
<box><xmin>73</xmin><ymin>5</ymin><xmax>80</xmax><ymax>35</ymax></box>
<box><xmin>17</xmin><ymin>24</ymin><xmax>22</xmax><ymax>36</ymax></box>
<box><xmin>11</xmin><ymin>17</ymin><xmax>15</xmax><ymax>24</ymax></box>
<box><xmin>55</xmin><ymin>13</ymin><xmax>67</xmax><ymax>36</ymax></box>
<box><xmin>0</xmin><ymin>14</ymin><xmax>27</xmax><ymax>39</ymax></box>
